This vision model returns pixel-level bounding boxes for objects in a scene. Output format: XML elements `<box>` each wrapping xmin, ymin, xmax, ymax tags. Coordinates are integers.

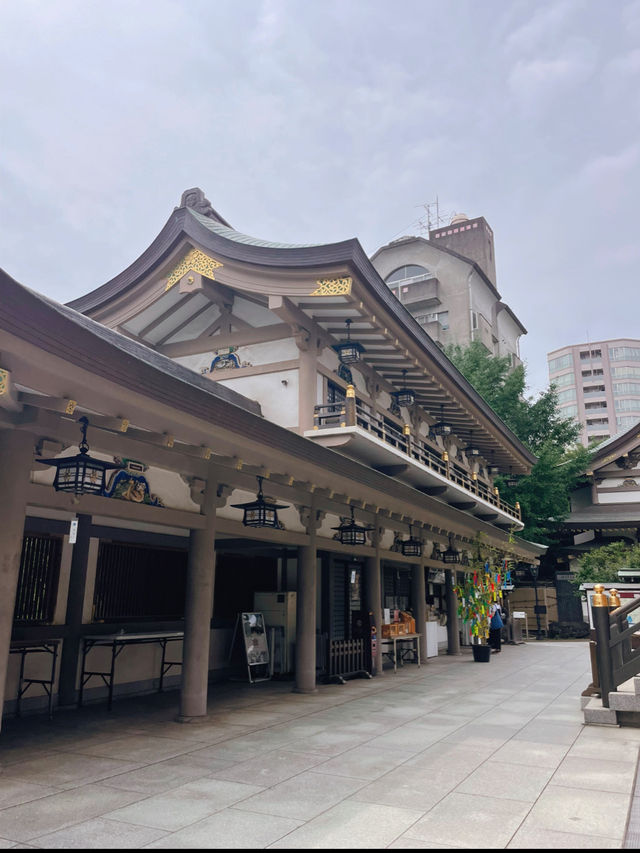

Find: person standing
<box><xmin>489</xmin><ymin>602</ymin><xmax>504</xmax><ymax>653</ymax></box>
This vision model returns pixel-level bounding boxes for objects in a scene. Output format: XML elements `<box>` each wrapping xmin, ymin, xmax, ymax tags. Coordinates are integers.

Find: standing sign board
<box><xmin>228</xmin><ymin>612</ymin><xmax>271</xmax><ymax>684</ymax></box>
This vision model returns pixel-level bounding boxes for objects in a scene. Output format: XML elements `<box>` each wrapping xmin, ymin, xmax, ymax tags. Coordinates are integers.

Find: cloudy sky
<box><xmin>1</xmin><ymin>0</ymin><xmax>638</xmax><ymax>395</ymax></box>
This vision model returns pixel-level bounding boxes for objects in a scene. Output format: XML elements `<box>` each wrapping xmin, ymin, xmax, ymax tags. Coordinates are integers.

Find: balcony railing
<box><xmin>311</xmin><ymin>397</ymin><xmax>521</xmax><ymax>523</ymax></box>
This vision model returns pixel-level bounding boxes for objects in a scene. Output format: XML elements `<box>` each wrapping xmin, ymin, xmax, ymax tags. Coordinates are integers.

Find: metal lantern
<box><xmin>393</xmin><ymin>369</ymin><xmax>415</xmax><ymax>408</ymax></box>
<box><xmin>401</xmin><ymin>525</ymin><xmax>422</xmax><ymax>558</ymax></box>
<box><xmin>442</xmin><ymin>534</ymin><xmax>461</xmax><ymax>564</ymax></box>
<box><xmin>431</xmin><ymin>403</ymin><xmax>452</xmax><ymax>437</ymax></box>
<box><xmin>332</xmin><ymin>506</ymin><xmax>373</xmax><ymax>546</ymax></box>
<box><xmin>332</xmin><ymin>319</ymin><xmax>365</xmax><ymax>365</ymax></box>
<box><xmin>465</xmin><ymin>430</ymin><xmax>480</xmax><ymax>457</ymax></box>
<box><xmin>36</xmin><ymin>416</ymin><xmax>121</xmax><ymax>497</ymax></box>
<box><xmin>506</xmin><ymin>467</ymin><xmax>519</xmax><ymax>488</ymax></box>
<box><xmin>231</xmin><ymin>476</ymin><xmax>289</xmax><ymax>529</ymax></box>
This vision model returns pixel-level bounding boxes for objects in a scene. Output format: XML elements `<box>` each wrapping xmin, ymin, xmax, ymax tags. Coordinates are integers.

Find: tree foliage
<box><xmin>446</xmin><ymin>341</ymin><xmax>592</xmax><ymax>543</ymax></box>
<box><xmin>571</xmin><ymin>541</ymin><xmax>640</xmax><ymax>587</ymax></box>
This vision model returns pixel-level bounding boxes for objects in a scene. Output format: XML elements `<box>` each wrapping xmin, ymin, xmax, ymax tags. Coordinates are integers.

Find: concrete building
<box><xmin>370</xmin><ymin>213</ymin><xmax>526</xmax><ymax>367</ymax></box>
<box><xmin>547</xmin><ymin>338</ymin><xmax>640</xmax><ymax>447</ymax></box>
<box><xmin>0</xmin><ymin>188</ymin><xmax>544</xmax><ymax>728</ymax></box>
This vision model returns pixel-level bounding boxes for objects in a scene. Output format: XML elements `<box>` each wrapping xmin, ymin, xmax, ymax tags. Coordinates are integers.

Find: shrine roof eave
<box><xmin>66</xmin><ymin>204</ymin><xmax>537</xmax><ymax>471</ymax></box>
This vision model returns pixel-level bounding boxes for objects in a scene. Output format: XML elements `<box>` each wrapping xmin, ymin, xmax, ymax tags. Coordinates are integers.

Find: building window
<box><xmin>560</xmin><ymin>404</ymin><xmax>578</xmax><ymax>417</ymax></box>
<box><xmin>613</xmin><ymin>382</ymin><xmax>640</xmax><ymax>396</ymax></box>
<box><xmin>13</xmin><ymin>534</ymin><xmax>62</xmax><ymax>624</ymax></box>
<box><xmin>93</xmin><ymin>542</ymin><xmax>187</xmax><ymax>622</ymax></box>
<box><xmin>617</xmin><ymin>415</ymin><xmax>640</xmax><ymax>430</ymax></box>
<box><xmin>615</xmin><ymin>399</ymin><xmax>640</xmax><ymax>412</ymax></box>
<box><xmin>385</xmin><ymin>265</ymin><xmax>432</xmax><ymax>286</ymax></box>
<box><xmin>556</xmin><ymin>387</ymin><xmax>577</xmax><ymax>403</ymax></box>
<box><xmin>551</xmin><ymin>372</ymin><xmax>575</xmax><ymax>387</ymax></box>
<box><xmin>585</xmin><ymin>401</ymin><xmax>607</xmax><ymax>410</ymax></box>
<box><xmin>548</xmin><ymin>353</ymin><xmax>572</xmax><ymax>372</ymax></box>
<box><xmin>612</xmin><ymin>366</ymin><xmax>640</xmax><ymax>379</ymax></box>
<box><xmin>583</xmin><ymin>385</ymin><xmax>606</xmax><ymax>395</ymax></box>
<box><xmin>580</xmin><ymin>349</ymin><xmax>602</xmax><ymax>360</ymax></box>
<box><xmin>610</xmin><ymin>346</ymin><xmax>640</xmax><ymax>362</ymax></box>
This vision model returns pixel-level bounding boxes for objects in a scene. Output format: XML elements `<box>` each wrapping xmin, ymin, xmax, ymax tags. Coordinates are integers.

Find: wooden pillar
<box><xmin>0</xmin><ymin>430</ymin><xmax>33</xmax><ymax>730</ymax></box>
<box><xmin>445</xmin><ymin>568</ymin><xmax>461</xmax><ymax>655</ymax></box>
<box><xmin>412</xmin><ymin>560</ymin><xmax>427</xmax><ymax>661</ymax></box>
<box><xmin>365</xmin><ymin>523</ymin><xmax>384</xmax><ymax>676</ymax></box>
<box><xmin>297</xmin><ymin>345</ymin><xmax>318</xmax><ymax>433</ymax></box>
<box><xmin>58</xmin><ymin>513</ymin><xmax>92</xmax><ymax>706</ymax></box>
<box><xmin>295</xmin><ymin>536</ymin><xmax>317</xmax><ymax>693</ymax></box>
<box><xmin>178</xmin><ymin>471</ymin><xmax>218</xmax><ymax>720</ymax></box>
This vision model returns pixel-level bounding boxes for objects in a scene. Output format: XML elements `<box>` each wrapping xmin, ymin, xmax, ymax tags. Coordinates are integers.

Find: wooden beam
<box><xmin>18</xmin><ymin>393</ymin><xmax>78</xmax><ymax>416</ymax></box>
<box><xmin>159</xmin><ymin>323</ymin><xmax>292</xmax><ymax>358</ymax></box>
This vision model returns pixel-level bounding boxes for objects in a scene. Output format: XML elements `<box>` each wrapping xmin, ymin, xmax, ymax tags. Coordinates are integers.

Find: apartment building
<box><xmin>547</xmin><ymin>339</ymin><xmax>640</xmax><ymax>446</ymax></box>
<box><xmin>370</xmin><ymin>213</ymin><xmax>526</xmax><ymax>367</ymax></box>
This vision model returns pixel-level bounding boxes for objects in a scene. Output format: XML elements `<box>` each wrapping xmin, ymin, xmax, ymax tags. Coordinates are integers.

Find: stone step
<box><xmin>608</xmin><ymin>690</ymin><xmax>640</xmax><ymax>712</ymax></box>
<box><xmin>583</xmin><ymin>696</ymin><xmax>619</xmax><ymax>726</ymax></box>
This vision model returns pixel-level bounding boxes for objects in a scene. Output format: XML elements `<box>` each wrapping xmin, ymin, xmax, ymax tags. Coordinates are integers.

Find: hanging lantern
<box><xmin>465</xmin><ymin>430</ymin><xmax>480</xmax><ymax>457</ymax></box>
<box><xmin>332</xmin><ymin>506</ymin><xmax>374</xmax><ymax>546</ymax></box>
<box><xmin>506</xmin><ymin>467</ymin><xmax>519</xmax><ymax>488</ymax></box>
<box><xmin>231</xmin><ymin>475</ymin><xmax>289</xmax><ymax>528</ymax></box>
<box><xmin>392</xmin><ymin>369</ymin><xmax>415</xmax><ymax>408</ymax></box>
<box><xmin>442</xmin><ymin>534</ymin><xmax>461</xmax><ymax>564</ymax></box>
<box><xmin>401</xmin><ymin>524</ymin><xmax>422</xmax><ymax>557</ymax></box>
<box><xmin>431</xmin><ymin>403</ymin><xmax>452</xmax><ymax>437</ymax></box>
<box><xmin>36</xmin><ymin>416</ymin><xmax>121</xmax><ymax>497</ymax></box>
<box><xmin>332</xmin><ymin>319</ymin><xmax>365</xmax><ymax>365</ymax></box>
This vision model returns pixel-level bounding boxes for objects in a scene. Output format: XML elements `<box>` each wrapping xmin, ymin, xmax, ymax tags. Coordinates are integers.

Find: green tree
<box><xmin>446</xmin><ymin>341</ymin><xmax>592</xmax><ymax>543</ymax></box>
<box><xmin>571</xmin><ymin>541</ymin><xmax>640</xmax><ymax>587</ymax></box>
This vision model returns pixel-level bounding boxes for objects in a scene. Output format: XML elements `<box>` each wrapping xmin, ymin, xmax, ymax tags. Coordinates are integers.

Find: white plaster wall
<box><xmin>218</xmin><ymin>369</ymin><xmax>299</xmax><ymax>428</ymax></box>
<box><xmin>318</xmin><ymin>348</ymin><xmax>340</xmax><ymax>372</ymax></box>
<box><xmin>599</xmin><ymin>491</ymin><xmax>640</xmax><ymax>503</ymax></box>
<box><xmin>495</xmin><ymin>309</ymin><xmax>521</xmax><ymax>359</ymax></box>
<box><xmin>240</xmin><ymin>338</ymin><xmax>298</xmax><ymax>365</ymax></box>
<box><xmin>174</xmin><ymin>352</ymin><xmax>215</xmax><ymax>374</ymax></box>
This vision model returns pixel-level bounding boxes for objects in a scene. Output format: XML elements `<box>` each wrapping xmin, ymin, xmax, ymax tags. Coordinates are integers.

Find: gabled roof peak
<box><xmin>176</xmin><ymin>188</ymin><xmax>232</xmax><ymax>228</ymax></box>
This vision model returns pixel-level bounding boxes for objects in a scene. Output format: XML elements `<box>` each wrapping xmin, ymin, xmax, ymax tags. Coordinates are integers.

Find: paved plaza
<box><xmin>0</xmin><ymin>641</ymin><xmax>638</xmax><ymax>849</ymax></box>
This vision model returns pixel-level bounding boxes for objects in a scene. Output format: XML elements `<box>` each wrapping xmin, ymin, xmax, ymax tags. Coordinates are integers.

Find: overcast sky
<box><xmin>1</xmin><ymin>0</ymin><xmax>638</xmax><ymax>395</ymax></box>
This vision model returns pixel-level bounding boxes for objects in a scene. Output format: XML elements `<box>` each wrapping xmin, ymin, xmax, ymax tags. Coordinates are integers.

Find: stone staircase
<box><xmin>583</xmin><ymin>676</ymin><xmax>640</xmax><ymax>726</ymax></box>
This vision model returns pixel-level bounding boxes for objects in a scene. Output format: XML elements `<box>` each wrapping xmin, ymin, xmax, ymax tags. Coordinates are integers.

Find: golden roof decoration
<box><xmin>166</xmin><ymin>248</ymin><xmax>223</xmax><ymax>291</ymax></box>
<box><xmin>309</xmin><ymin>276</ymin><xmax>352</xmax><ymax>297</ymax></box>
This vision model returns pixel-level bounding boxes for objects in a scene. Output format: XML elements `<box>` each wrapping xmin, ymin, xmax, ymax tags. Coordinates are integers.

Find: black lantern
<box><xmin>332</xmin><ymin>319</ymin><xmax>365</xmax><ymax>365</ymax></box>
<box><xmin>430</xmin><ymin>542</ymin><xmax>443</xmax><ymax>561</ymax></box>
<box><xmin>36</xmin><ymin>416</ymin><xmax>121</xmax><ymax>497</ymax></box>
<box><xmin>431</xmin><ymin>403</ymin><xmax>452</xmax><ymax>437</ymax></box>
<box><xmin>442</xmin><ymin>534</ymin><xmax>461</xmax><ymax>564</ymax></box>
<box><xmin>393</xmin><ymin>369</ymin><xmax>415</xmax><ymax>408</ymax></box>
<box><xmin>332</xmin><ymin>506</ymin><xmax>374</xmax><ymax>546</ymax></box>
<box><xmin>465</xmin><ymin>430</ymin><xmax>480</xmax><ymax>457</ymax></box>
<box><xmin>506</xmin><ymin>467</ymin><xmax>519</xmax><ymax>488</ymax></box>
<box><xmin>231</xmin><ymin>476</ymin><xmax>289</xmax><ymax>528</ymax></box>
<box><xmin>488</xmin><ymin>452</ymin><xmax>500</xmax><ymax>476</ymax></box>
<box><xmin>401</xmin><ymin>525</ymin><xmax>422</xmax><ymax>558</ymax></box>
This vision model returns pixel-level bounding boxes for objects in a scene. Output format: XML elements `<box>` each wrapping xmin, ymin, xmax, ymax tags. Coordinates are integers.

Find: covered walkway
<box><xmin>0</xmin><ymin>641</ymin><xmax>637</xmax><ymax>848</ymax></box>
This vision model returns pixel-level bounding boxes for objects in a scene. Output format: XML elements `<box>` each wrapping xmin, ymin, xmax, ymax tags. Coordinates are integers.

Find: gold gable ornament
<box><xmin>166</xmin><ymin>248</ymin><xmax>223</xmax><ymax>291</ymax></box>
<box><xmin>309</xmin><ymin>277</ymin><xmax>352</xmax><ymax>297</ymax></box>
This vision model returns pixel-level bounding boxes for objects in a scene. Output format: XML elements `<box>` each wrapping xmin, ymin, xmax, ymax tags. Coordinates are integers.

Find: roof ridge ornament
<box><xmin>178</xmin><ymin>187</ymin><xmax>232</xmax><ymax>227</ymax></box>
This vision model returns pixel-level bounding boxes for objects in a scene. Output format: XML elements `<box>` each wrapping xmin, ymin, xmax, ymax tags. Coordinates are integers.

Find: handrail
<box><xmin>592</xmin><ymin>585</ymin><xmax>640</xmax><ymax>706</ymax></box>
<box><xmin>312</xmin><ymin>397</ymin><xmax>521</xmax><ymax>522</ymax></box>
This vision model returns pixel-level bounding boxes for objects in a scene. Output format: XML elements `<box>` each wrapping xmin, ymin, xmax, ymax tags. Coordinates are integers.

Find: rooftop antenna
<box><xmin>416</xmin><ymin>197</ymin><xmax>452</xmax><ymax>236</ymax></box>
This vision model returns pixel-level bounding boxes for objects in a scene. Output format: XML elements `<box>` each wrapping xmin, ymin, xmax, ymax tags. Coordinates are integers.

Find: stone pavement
<box><xmin>0</xmin><ymin>640</ymin><xmax>638</xmax><ymax>849</ymax></box>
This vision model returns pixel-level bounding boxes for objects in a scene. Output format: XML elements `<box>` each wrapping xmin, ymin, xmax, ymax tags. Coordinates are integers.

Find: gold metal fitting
<box><xmin>403</xmin><ymin>424</ymin><xmax>411</xmax><ymax>436</ymax></box>
<box><xmin>515</xmin><ymin>501</ymin><xmax>520</xmax><ymax>510</ymax></box>
<box><xmin>442</xmin><ymin>450</ymin><xmax>449</xmax><ymax>462</ymax></box>
<box><xmin>472</xmin><ymin>472</ymin><xmax>478</xmax><ymax>480</ymax></box>
<box><xmin>609</xmin><ymin>588</ymin><xmax>621</xmax><ymax>608</ymax></box>
<box><xmin>346</xmin><ymin>384</ymin><xmax>356</xmax><ymax>399</ymax></box>
<box><xmin>592</xmin><ymin>583</ymin><xmax>609</xmax><ymax>607</ymax></box>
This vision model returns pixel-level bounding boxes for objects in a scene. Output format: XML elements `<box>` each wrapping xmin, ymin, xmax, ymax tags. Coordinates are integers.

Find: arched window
<box><xmin>385</xmin><ymin>264</ymin><xmax>431</xmax><ymax>285</ymax></box>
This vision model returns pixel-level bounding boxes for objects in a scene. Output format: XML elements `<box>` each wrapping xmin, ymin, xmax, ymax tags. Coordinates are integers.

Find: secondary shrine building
<box><xmin>0</xmin><ymin>188</ymin><xmax>544</xmax><ymax>725</ymax></box>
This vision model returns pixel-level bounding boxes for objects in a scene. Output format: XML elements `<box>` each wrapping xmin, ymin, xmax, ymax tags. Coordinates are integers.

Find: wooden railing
<box><xmin>312</xmin><ymin>391</ymin><xmax>521</xmax><ymax>523</ymax></box>
<box><xmin>592</xmin><ymin>585</ymin><xmax>640</xmax><ymax>707</ymax></box>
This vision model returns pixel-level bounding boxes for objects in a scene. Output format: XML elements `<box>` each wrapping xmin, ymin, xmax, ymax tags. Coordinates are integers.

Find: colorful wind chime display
<box><xmin>454</xmin><ymin>559</ymin><xmax>510</xmax><ymax>642</ymax></box>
